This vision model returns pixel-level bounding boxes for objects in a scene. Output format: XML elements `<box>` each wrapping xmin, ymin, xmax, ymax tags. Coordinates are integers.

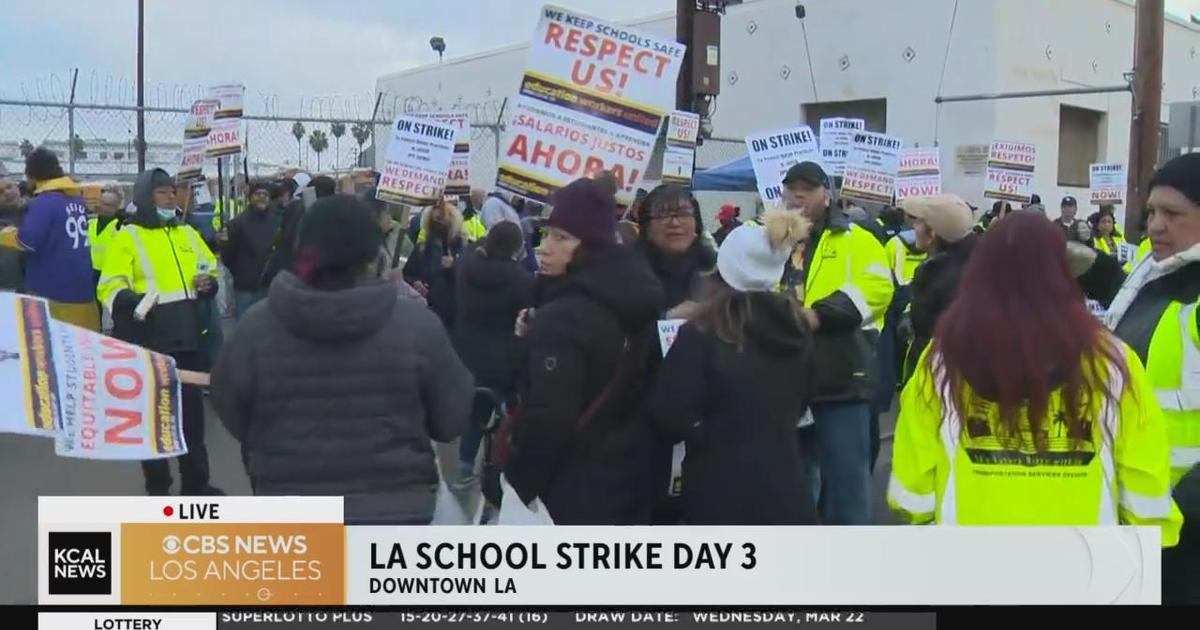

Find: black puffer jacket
<box><xmin>650</xmin><ymin>293</ymin><xmax>818</xmax><ymax>525</ymax></box>
<box><xmin>905</xmin><ymin>233</ymin><xmax>978</xmax><ymax>380</ymax></box>
<box><xmin>211</xmin><ymin>271</ymin><xmax>473</xmax><ymax>525</ymax></box>
<box><xmin>505</xmin><ymin>247</ymin><xmax>665</xmax><ymax>524</ymax></box>
<box><xmin>452</xmin><ymin>247</ymin><xmax>534</xmax><ymax>396</ymax></box>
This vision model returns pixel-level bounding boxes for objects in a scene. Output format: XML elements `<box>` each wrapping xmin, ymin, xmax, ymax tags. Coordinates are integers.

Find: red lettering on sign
<box><xmin>106</xmin><ymin>367</ymin><xmax>143</xmax><ymax>400</ymax></box>
<box><xmin>104</xmin><ymin>408</ymin><xmax>143</xmax><ymax>445</ymax></box>
<box><xmin>100</xmin><ymin>337</ymin><xmax>136</xmax><ymax>361</ymax></box>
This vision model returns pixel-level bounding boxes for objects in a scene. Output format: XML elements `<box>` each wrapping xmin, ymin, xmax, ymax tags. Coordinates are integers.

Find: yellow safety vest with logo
<box><xmin>97</xmin><ymin>223</ymin><xmax>219</xmax><ymax>314</ymax></box>
<box><xmin>890</xmin><ymin>344</ymin><xmax>1182</xmax><ymax>546</ymax></box>
<box><xmin>884</xmin><ymin>235</ymin><xmax>926</xmax><ymax>287</ymax></box>
<box><xmin>86</xmin><ymin>217</ymin><xmax>122</xmax><ymax>272</ymax></box>
<box><xmin>1142</xmin><ymin>300</ymin><xmax>1200</xmax><ymax>486</ymax></box>
<box><xmin>801</xmin><ymin>223</ymin><xmax>894</xmax><ymax>332</ymax></box>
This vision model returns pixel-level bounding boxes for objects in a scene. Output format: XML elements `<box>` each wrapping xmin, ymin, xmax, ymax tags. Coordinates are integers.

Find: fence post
<box><xmin>493</xmin><ymin>97</ymin><xmax>508</xmax><ymax>164</ymax></box>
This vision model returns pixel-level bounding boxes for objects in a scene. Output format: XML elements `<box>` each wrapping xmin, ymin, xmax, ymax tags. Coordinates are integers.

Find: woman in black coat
<box><xmin>650</xmin><ymin>211</ymin><xmax>817</xmax><ymax>525</ymax></box>
<box><xmin>505</xmin><ymin>178</ymin><xmax>665</xmax><ymax>525</ymax></box>
<box><xmin>403</xmin><ymin>199</ymin><xmax>466</xmax><ymax>329</ymax></box>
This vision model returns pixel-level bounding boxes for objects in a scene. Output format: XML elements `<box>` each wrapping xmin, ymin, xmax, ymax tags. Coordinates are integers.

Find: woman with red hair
<box><xmin>889</xmin><ymin>212</ymin><xmax>1180</xmax><ymax>545</ymax></box>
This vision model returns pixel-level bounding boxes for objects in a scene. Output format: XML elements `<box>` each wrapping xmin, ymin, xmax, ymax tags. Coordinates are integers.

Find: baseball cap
<box><xmin>1061</xmin><ymin>195</ymin><xmax>1077</xmax><ymax>207</ymax></box>
<box><xmin>782</xmin><ymin>161</ymin><xmax>830</xmax><ymax>189</ymax></box>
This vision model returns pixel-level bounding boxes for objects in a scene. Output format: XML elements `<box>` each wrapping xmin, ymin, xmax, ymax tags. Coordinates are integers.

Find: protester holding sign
<box><xmin>650</xmin><ymin>210</ymin><xmax>817</xmax><ymax>525</ymax></box>
<box><xmin>1091</xmin><ymin>206</ymin><xmax>1133</xmax><ymax>273</ymax></box>
<box><xmin>96</xmin><ymin>168</ymin><xmax>222</xmax><ymax>496</ymax></box>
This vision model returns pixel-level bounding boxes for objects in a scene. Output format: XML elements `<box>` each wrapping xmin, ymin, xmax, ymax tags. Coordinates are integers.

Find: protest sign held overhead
<box><xmin>0</xmin><ymin>293</ymin><xmax>187</xmax><ymax>460</ymax></box>
<box><xmin>896</xmin><ymin>147</ymin><xmax>942</xmax><ymax>201</ymax></box>
<box><xmin>841</xmin><ymin>131</ymin><xmax>902</xmax><ymax>205</ymax></box>
<box><xmin>205</xmin><ymin>84</ymin><xmax>245</xmax><ymax>158</ymax></box>
<box><xmin>497</xmin><ymin>5</ymin><xmax>685</xmax><ymax>205</ymax></box>
<box><xmin>1090</xmin><ymin>163</ymin><xmax>1127</xmax><ymax>205</ymax></box>
<box><xmin>983</xmin><ymin>140</ymin><xmax>1037</xmax><ymax>204</ymax></box>
<box><xmin>745</xmin><ymin>126</ymin><xmax>821</xmax><ymax>206</ymax></box>
<box><xmin>408</xmin><ymin>111</ymin><xmax>471</xmax><ymax>196</ymax></box>
<box><xmin>818</xmin><ymin>118</ymin><xmax>864</xmax><ymax>178</ymax></box>
<box><xmin>377</xmin><ymin>114</ymin><xmax>457</xmax><ymax>207</ymax></box>
<box><xmin>180</xmin><ymin>99</ymin><xmax>217</xmax><ymax>183</ymax></box>
<box><xmin>661</xmin><ymin>111</ymin><xmax>699</xmax><ymax>186</ymax></box>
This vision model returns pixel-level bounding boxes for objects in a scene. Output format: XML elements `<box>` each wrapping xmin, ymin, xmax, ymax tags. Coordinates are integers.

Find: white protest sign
<box><xmin>205</xmin><ymin>84</ymin><xmax>244</xmax><ymax>158</ymax></box>
<box><xmin>1117</xmin><ymin>242</ymin><xmax>1139</xmax><ymax>266</ymax></box>
<box><xmin>657</xmin><ymin>319</ymin><xmax>686</xmax><ymax>356</ymax></box>
<box><xmin>745</xmin><ymin>126</ymin><xmax>821</xmax><ymax>207</ymax></box>
<box><xmin>496</xmin><ymin>5</ymin><xmax>685</xmax><ymax>205</ymax></box>
<box><xmin>841</xmin><ymin>131</ymin><xmax>903</xmax><ymax>205</ymax></box>
<box><xmin>378</xmin><ymin>114</ymin><xmax>457</xmax><ymax>207</ymax></box>
<box><xmin>177</xmin><ymin>136</ymin><xmax>207</xmax><ymax>184</ymax></box>
<box><xmin>408</xmin><ymin>111</ymin><xmax>471</xmax><ymax>196</ymax></box>
<box><xmin>1090</xmin><ymin>163</ymin><xmax>1127</xmax><ymax>205</ymax></box>
<box><xmin>896</xmin><ymin>147</ymin><xmax>942</xmax><ymax>201</ymax></box>
<box><xmin>662</xmin><ymin>111</ymin><xmax>700</xmax><ymax>186</ymax></box>
<box><xmin>0</xmin><ymin>293</ymin><xmax>187</xmax><ymax>460</ymax></box>
<box><xmin>185</xmin><ymin>100</ymin><xmax>217</xmax><ymax>138</ymax></box>
<box><xmin>818</xmin><ymin>118</ymin><xmax>864</xmax><ymax>178</ymax></box>
<box><xmin>207</xmin><ymin>83</ymin><xmax>245</xmax><ymax>120</ymax></box>
<box><xmin>983</xmin><ymin>141</ymin><xmax>1037</xmax><ymax>204</ymax></box>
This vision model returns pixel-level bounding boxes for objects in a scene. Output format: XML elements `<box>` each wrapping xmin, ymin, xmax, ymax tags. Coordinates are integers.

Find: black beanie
<box><xmin>546</xmin><ymin>178</ymin><xmax>617</xmax><ymax>248</ymax></box>
<box><xmin>1150</xmin><ymin>153</ymin><xmax>1200</xmax><ymax>206</ymax></box>
<box><xmin>295</xmin><ymin>194</ymin><xmax>383</xmax><ymax>287</ymax></box>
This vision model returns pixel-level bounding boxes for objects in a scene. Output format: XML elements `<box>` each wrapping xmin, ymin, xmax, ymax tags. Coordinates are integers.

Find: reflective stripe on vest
<box><xmin>125</xmin><ymin>226</ymin><xmax>195</xmax><ymax>305</ymax></box>
<box><xmin>1154</xmin><ymin>303</ymin><xmax>1200</xmax><ymax>412</ymax></box>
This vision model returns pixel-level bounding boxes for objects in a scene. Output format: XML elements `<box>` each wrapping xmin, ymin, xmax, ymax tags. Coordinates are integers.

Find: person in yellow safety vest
<box><xmin>87</xmin><ymin>187</ymin><xmax>125</xmax><ymax>274</ymax></box>
<box><xmin>96</xmin><ymin>168</ymin><xmax>224</xmax><ymax>497</ymax></box>
<box><xmin>1091</xmin><ymin>206</ymin><xmax>1134</xmax><ymax>273</ymax></box>
<box><xmin>1103</xmin><ymin>153</ymin><xmax>1200</xmax><ymax>603</ymax></box>
<box><xmin>884</xmin><ymin>230</ymin><xmax>926</xmax><ymax>288</ymax></box>
<box><xmin>778</xmin><ymin>161</ymin><xmax>894</xmax><ymax>525</ymax></box>
<box><xmin>890</xmin><ymin>212</ymin><xmax>1181</xmax><ymax>545</ymax></box>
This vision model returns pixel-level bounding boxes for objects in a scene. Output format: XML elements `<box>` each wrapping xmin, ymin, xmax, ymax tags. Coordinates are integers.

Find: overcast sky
<box><xmin>0</xmin><ymin>0</ymin><xmax>674</xmax><ymax>116</ymax></box>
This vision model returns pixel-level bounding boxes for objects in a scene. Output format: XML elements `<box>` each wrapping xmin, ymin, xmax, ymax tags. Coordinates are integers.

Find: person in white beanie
<box><xmin>650</xmin><ymin>210</ymin><xmax>819</xmax><ymax>525</ymax></box>
<box><xmin>899</xmin><ymin>194</ymin><xmax>980</xmax><ymax>381</ymax></box>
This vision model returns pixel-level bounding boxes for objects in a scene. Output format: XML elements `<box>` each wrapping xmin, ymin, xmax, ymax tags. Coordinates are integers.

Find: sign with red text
<box><xmin>745</xmin><ymin>126</ymin><xmax>821</xmax><ymax>207</ymax></box>
<box><xmin>819</xmin><ymin>118</ymin><xmax>864</xmax><ymax>178</ymax></box>
<box><xmin>841</xmin><ymin>131</ymin><xmax>902</xmax><ymax>205</ymax></box>
<box><xmin>205</xmin><ymin>84</ymin><xmax>244</xmax><ymax>158</ymax></box>
<box><xmin>185</xmin><ymin>100</ymin><xmax>217</xmax><ymax>139</ymax></box>
<box><xmin>0</xmin><ymin>293</ymin><xmax>186</xmax><ymax>460</ymax></box>
<box><xmin>662</xmin><ymin>111</ymin><xmax>699</xmax><ymax>185</ymax></box>
<box><xmin>496</xmin><ymin>5</ymin><xmax>686</xmax><ymax>205</ymax></box>
<box><xmin>378</xmin><ymin>115</ymin><xmax>457</xmax><ymax>207</ymax></box>
<box><xmin>896</xmin><ymin>148</ymin><xmax>942</xmax><ymax>201</ymax></box>
<box><xmin>408</xmin><ymin>111</ymin><xmax>471</xmax><ymax>196</ymax></box>
<box><xmin>177</xmin><ymin>136</ymin><xmax>207</xmax><ymax>184</ymax></box>
<box><xmin>984</xmin><ymin>141</ymin><xmax>1036</xmax><ymax>203</ymax></box>
<box><xmin>1090</xmin><ymin>163</ymin><xmax>1126</xmax><ymax>205</ymax></box>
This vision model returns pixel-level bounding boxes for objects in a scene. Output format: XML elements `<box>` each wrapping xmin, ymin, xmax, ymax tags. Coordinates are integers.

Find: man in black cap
<box><xmin>777</xmin><ymin>161</ymin><xmax>894</xmax><ymax>525</ymax></box>
<box><xmin>1056</xmin><ymin>195</ymin><xmax>1091</xmax><ymax>245</ymax></box>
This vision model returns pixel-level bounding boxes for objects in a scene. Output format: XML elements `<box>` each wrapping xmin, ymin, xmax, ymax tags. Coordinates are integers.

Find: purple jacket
<box><xmin>18</xmin><ymin>178</ymin><xmax>95</xmax><ymax>303</ymax></box>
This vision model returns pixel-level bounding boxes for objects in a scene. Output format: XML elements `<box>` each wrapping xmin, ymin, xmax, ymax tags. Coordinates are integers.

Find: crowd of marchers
<box><xmin>1</xmin><ymin>148</ymin><xmax>1196</xmax><ymax>603</ymax></box>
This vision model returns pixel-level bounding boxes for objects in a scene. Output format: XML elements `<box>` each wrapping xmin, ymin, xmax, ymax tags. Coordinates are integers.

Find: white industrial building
<box><xmin>377</xmin><ymin>0</ymin><xmax>1200</xmax><ymax>222</ymax></box>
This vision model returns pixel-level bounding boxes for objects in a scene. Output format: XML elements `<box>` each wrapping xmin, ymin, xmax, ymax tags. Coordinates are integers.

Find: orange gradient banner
<box><xmin>120</xmin><ymin>523</ymin><xmax>344</xmax><ymax>605</ymax></box>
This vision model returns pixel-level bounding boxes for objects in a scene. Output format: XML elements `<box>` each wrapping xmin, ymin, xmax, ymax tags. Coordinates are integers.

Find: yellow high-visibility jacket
<box><xmin>97</xmin><ymin>222</ymin><xmax>218</xmax><ymax>313</ymax></box>
<box><xmin>884</xmin><ymin>234</ymin><xmax>926</xmax><ymax>287</ymax></box>
<box><xmin>890</xmin><ymin>343</ymin><xmax>1182</xmax><ymax>546</ymax></box>
<box><xmin>1095</xmin><ymin>234</ymin><xmax>1134</xmax><ymax>273</ymax></box>
<box><xmin>87</xmin><ymin>217</ymin><xmax>123</xmax><ymax>272</ymax></box>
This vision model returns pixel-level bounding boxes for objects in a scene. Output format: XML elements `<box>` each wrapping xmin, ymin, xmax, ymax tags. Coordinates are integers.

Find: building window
<box><xmin>802</xmin><ymin>98</ymin><xmax>888</xmax><ymax>132</ymax></box>
<box><xmin>114</xmin><ymin>152</ymin><xmax>124</xmax><ymax>160</ymax></box>
<box><xmin>1058</xmin><ymin>105</ymin><xmax>1104</xmax><ymax>187</ymax></box>
<box><xmin>100</xmin><ymin>152</ymin><xmax>108</xmax><ymax>160</ymax></box>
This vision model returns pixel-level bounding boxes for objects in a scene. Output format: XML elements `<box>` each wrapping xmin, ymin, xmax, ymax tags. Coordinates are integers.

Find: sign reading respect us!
<box><xmin>983</xmin><ymin>140</ymin><xmax>1037</xmax><ymax>204</ymax></box>
<box><xmin>496</xmin><ymin>5</ymin><xmax>685</xmax><ymax>205</ymax></box>
<box><xmin>661</xmin><ymin>111</ymin><xmax>699</xmax><ymax>185</ymax></box>
<box><xmin>377</xmin><ymin>114</ymin><xmax>457</xmax><ymax>207</ymax></box>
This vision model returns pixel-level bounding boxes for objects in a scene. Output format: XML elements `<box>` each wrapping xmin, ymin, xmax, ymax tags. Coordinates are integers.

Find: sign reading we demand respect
<box><xmin>497</xmin><ymin>5</ymin><xmax>685</xmax><ymax>205</ymax></box>
<box><xmin>377</xmin><ymin>115</ymin><xmax>457</xmax><ymax>207</ymax></box>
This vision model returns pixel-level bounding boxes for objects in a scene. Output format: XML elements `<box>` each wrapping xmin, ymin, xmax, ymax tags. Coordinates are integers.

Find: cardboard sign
<box><xmin>496</xmin><ymin>5</ymin><xmax>685</xmax><ymax>205</ymax></box>
<box><xmin>818</xmin><ymin>118</ymin><xmax>864</xmax><ymax>178</ymax></box>
<box><xmin>0</xmin><ymin>294</ymin><xmax>187</xmax><ymax>460</ymax></box>
<box><xmin>408</xmin><ymin>111</ymin><xmax>471</xmax><ymax>196</ymax></box>
<box><xmin>1090</xmin><ymin>163</ymin><xmax>1126</xmax><ymax>205</ymax></box>
<box><xmin>841</xmin><ymin>131</ymin><xmax>903</xmax><ymax>205</ymax></box>
<box><xmin>377</xmin><ymin>115</ymin><xmax>457</xmax><ymax>207</ymax></box>
<box><xmin>745</xmin><ymin>126</ymin><xmax>821</xmax><ymax>207</ymax></box>
<box><xmin>657</xmin><ymin>319</ymin><xmax>686</xmax><ymax>356</ymax></box>
<box><xmin>983</xmin><ymin>141</ymin><xmax>1036</xmax><ymax>204</ymax></box>
<box><xmin>662</xmin><ymin>111</ymin><xmax>700</xmax><ymax>185</ymax></box>
<box><xmin>896</xmin><ymin>147</ymin><xmax>942</xmax><ymax>201</ymax></box>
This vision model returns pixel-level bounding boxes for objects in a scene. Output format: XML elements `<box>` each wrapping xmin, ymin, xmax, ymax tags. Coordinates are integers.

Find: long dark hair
<box><xmin>930</xmin><ymin>212</ymin><xmax>1129</xmax><ymax>451</ymax></box>
<box><xmin>693</xmin><ymin>274</ymin><xmax>806</xmax><ymax>350</ymax></box>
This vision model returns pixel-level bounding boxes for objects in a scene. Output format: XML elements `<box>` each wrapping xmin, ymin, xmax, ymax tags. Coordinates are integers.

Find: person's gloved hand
<box><xmin>112</xmin><ymin>289</ymin><xmax>145</xmax><ymax>314</ymax></box>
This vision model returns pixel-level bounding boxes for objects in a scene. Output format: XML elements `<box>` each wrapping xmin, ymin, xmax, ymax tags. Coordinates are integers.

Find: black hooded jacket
<box><xmin>650</xmin><ymin>293</ymin><xmax>818</xmax><ymax>525</ymax></box>
<box><xmin>904</xmin><ymin>233</ymin><xmax>979</xmax><ymax>380</ymax></box>
<box><xmin>452</xmin><ymin>247</ymin><xmax>535</xmax><ymax>396</ymax></box>
<box><xmin>505</xmin><ymin>247</ymin><xmax>665</xmax><ymax>524</ymax></box>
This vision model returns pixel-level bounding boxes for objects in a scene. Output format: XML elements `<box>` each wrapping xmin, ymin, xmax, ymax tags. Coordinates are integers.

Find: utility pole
<box><xmin>1125</xmin><ymin>0</ymin><xmax>1164</xmax><ymax>238</ymax></box>
<box><xmin>676</xmin><ymin>0</ymin><xmax>695</xmax><ymax>112</ymax></box>
<box><xmin>136</xmin><ymin>0</ymin><xmax>146</xmax><ymax>173</ymax></box>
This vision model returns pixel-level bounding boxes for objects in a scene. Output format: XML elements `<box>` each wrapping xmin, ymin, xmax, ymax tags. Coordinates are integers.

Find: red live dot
<box><xmin>163</xmin><ymin>506</ymin><xmax>174</xmax><ymax>517</ymax></box>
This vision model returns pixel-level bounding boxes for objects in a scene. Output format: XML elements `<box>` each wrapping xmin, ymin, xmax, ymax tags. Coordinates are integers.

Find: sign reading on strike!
<box><xmin>896</xmin><ymin>148</ymin><xmax>942</xmax><ymax>201</ymax></box>
<box><xmin>745</xmin><ymin>126</ymin><xmax>821</xmax><ymax>207</ymax></box>
<box><xmin>841</xmin><ymin>131</ymin><xmax>902</xmax><ymax>205</ymax></box>
<box><xmin>377</xmin><ymin>115</ymin><xmax>457</xmax><ymax>207</ymax></box>
<box><xmin>818</xmin><ymin>118</ymin><xmax>864</xmax><ymax>178</ymax></box>
<box><xmin>983</xmin><ymin>140</ymin><xmax>1037</xmax><ymax>204</ymax></box>
<box><xmin>408</xmin><ymin>111</ymin><xmax>471</xmax><ymax>196</ymax></box>
<box><xmin>1090</xmin><ymin>163</ymin><xmax>1126</xmax><ymax>205</ymax></box>
<box><xmin>496</xmin><ymin>5</ymin><xmax>685</xmax><ymax>205</ymax></box>
<box><xmin>661</xmin><ymin>111</ymin><xmax>699</xmax><ymax>186</ymax></box>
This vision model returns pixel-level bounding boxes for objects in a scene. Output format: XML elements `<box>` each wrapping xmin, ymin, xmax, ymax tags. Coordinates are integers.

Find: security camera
<box><xmin>795</xmin><ymin>2</ymin><xmax>806</xmax><ymax>19</ymax></box>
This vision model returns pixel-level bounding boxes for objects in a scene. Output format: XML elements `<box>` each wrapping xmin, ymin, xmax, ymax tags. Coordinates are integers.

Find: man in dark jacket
<box><xmin>259</xmin><ymin>175</ymin><xmax>308</xmax><ymax>291</ymax></box>
<box><xmin>212</xmin><ymin>195</ymin><xmax>473</xmax><ymax>524</ymax></box>
<box><xmin>220</xmin><ymin>181</ymin><xmax>275</xmax><ymax>317</ymax></box>
<box><xmin>1056</xmin><ymin>195</ymin><xmax>1092</xmax><ymax>245</ymax></box>
<box><xmin>0</xmin><ymin>177</ymin><xmax>24</xmax><ymax>291</ymax></box>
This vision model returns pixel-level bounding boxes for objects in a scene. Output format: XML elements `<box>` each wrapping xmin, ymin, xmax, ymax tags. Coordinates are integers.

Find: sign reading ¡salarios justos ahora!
<box><xmin>496</xmin><ymin>5</ymin><xmax>685</xmax><ymax>206</ymax></box>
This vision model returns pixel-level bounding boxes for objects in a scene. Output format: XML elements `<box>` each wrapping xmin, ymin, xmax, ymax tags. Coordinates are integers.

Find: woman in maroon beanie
<box><xmin>504</xmin><ymin>177</ymin><xmax>665</xmax><ymax>524</ymax></box>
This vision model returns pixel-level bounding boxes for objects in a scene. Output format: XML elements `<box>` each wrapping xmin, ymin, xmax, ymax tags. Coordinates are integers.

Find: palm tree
<box><xmin>18</xmin><ymin>139</ymin><xmax>34</xmax><ymax>158</ymax></box>
<box><xmin>309</xmin><ymin>130</ymin><xmax>329</xmax><ymax>171</ymax></box>
<box><xmin>291</xmin><ymin>122</ymin><xmax>306</xmax><ymax>166</ymax></box>
<box><xmin>351</xmin><ymin>122</ymin><xmax>372</xmax><ymax>167</ymax></box>
<box><xmin>330</xmin><ymin>122</ymin><xmax>346</xmax><ymax>170</ymax></box>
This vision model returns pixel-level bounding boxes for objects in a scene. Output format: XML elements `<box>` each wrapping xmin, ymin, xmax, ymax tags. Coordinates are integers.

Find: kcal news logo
<box><xmin>48</xmin><ymin>531</ymin><xmax>112</xmax><ymax>595</ymax></box>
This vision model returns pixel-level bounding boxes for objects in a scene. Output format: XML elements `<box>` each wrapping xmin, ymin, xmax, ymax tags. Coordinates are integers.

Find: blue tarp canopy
<box><xmin>692</xmin><ymin>154</ymin><xmax>756</xmax><ymax>192</ymax></box>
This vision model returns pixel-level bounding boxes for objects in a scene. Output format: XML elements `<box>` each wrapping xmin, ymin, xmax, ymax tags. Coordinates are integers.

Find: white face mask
<box><xmin>156</xmin><ymin>207</ymin><xmax>176</xmax><ymax>222</ymax></box>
